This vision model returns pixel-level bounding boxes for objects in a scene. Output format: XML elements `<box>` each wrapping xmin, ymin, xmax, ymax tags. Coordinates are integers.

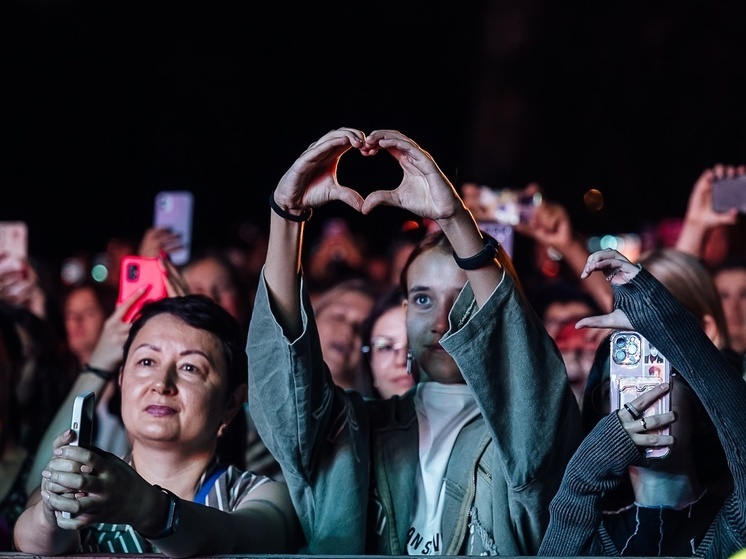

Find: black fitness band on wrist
<box><xmin>452</xmin><ymin>237</ymin><xmax>500</xmax><ymax>270</ymax></box>
<box><xmin>83</xmin><ymin>363</ymin><xmax>115</xmax><ymax>381</ymax></box>
<box><xmin>136</xmin><ymin>485</ymin><xmax>181</xmax><ymax>540</ymax></box>
<box><xmin>269</xmin><ymin>194</ymin><xmax>313</xmax><ymax>223</ymax></box>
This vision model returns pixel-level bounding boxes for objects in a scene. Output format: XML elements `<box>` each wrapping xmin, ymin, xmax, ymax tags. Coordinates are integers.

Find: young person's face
<box><xmin>404</xmin><ymin>247</ymin><xmax>466</xmax><ymax>384</ymax></box>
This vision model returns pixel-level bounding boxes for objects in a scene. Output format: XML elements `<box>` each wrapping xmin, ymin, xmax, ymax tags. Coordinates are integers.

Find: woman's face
<box><xmin>369</xmin><ymin>305</ymin><xmax>414</xmax><ymax>398</ymax></box>
<box><xmin>63</xmin><ymin>286</ymin><xmax>107</xmax><ymax>360</ymax></box>
<box><xmin>119</xmin><ymin>313</ymin><xmax>240</xmax><ymax>453</ymax></box>
<box><xmin>314</xmin><ymin>290</ymin><xmax>374</xmax><ymax>386</ymax></box>
<box><xmin>404</xmin><ymin>247</ymin><xmax>466</xmax><ymax>384</ymax></box>
<box><xmin>182</xmin><ymin>257</ymin><xmax>245</xmax><ymax>323</ymax></box>
<box><xmin>714</xmin><ymin>268</ymin><xmax>746</xmax><ymax>350</ymax></box>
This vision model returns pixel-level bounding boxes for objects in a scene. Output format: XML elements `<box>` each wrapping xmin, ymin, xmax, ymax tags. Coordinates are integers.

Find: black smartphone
<box><xmin>712</xmin><ymin>175</ymin><xmax>746</xmax><ymax>214</ymax></box>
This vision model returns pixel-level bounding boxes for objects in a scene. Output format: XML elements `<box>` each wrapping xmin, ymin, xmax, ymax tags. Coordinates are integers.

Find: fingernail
<box><xmin>159</xmin><ymin>249</ymin><xmax>170</xmax><ymax>261</ymax></box>
<box><xmin>42</xmin><ymin>470</ymin><xmax>51</xmax><ymax>479</ymax></box>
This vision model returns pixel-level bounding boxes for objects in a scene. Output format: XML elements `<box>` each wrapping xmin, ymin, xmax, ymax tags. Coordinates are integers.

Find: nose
<box><xmin>393</xmin><ymin>344</ymin><xmax>408</xmax><ymax>365</ymax></box>
<box><xmin>151</xmin><ymin>364</ymin><xmax>178</xmax><ymax>393</ymax></box>
<box><xmin>431</xmin><ymin>304</ymin><xmax>450</xmax><ymax>335</ymax></box>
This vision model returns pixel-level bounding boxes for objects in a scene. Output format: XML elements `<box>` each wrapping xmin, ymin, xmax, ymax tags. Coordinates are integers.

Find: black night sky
<box><xmin>3</xmin><ymin>1</ymin><xmax>746</xmax><ymax>270</ymax></box>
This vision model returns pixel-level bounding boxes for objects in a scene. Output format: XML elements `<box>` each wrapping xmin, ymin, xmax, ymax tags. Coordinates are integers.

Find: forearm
<box><xmin>538</xmin><ymin>415</ymin><xmax>642</xmax><ymax>556</ymax></box>
<box><xmin>263</xmin><ymin>211</ymin><xmax>304</xmax><ymax>339</ymax></box>
<box><xmin>152</xmin><ymin>495</ymin><xmax>298</xmax><ymax>556</ymax></box>
<box><xmin>560</xmin><ymin>237</ymin><xmax>613</xmax><ymax>312</ymax></box>
<box><xmin>444</xmin><ymin>275</ymin><xmax>582</xmax><ymax>483</ymax></box>
<box><xmin>674</xmin><ymin>218</ymin><xmax>708</xmax><ymax>257</ymax></box>
<box><xmin>438</xmin><ymin>208</ymin><xmax>502</xmax><ymax>306</ymax></box>
<box><xmin>14</xmin><ymin>494</ymin><xmax>80</xmax><ymax>555</ymax></box>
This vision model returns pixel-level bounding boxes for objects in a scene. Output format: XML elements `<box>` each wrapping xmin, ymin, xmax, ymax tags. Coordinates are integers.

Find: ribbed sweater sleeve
<box><xmin>538</xmin><ymin>404</ymin><xmax>646</xmax><ymax>556</ymax></box>
<box><xmin>614</xmin><ymin>268</ymin><xmax>746</xmax><ymax>557</ymax></box>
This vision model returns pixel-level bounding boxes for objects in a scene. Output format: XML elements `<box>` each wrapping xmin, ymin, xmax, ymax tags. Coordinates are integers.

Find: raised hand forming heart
<box><xmin>272</xmin><ymin>127</ymin><xmax>466</xmax><ymax>224</ymax></box>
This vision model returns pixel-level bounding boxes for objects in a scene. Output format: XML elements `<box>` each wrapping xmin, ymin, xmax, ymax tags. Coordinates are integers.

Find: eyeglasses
<box><xmin>362</xmin><ymin>336</ymin><xmax>407</xmax><ymax>361</ymax></box>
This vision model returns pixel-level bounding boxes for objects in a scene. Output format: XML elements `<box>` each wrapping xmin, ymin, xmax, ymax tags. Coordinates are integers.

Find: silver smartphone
<box><xmin>153</xmin><ymin>190</ymin><xmax>194</xmax><ymax>266</ymax></box>
<box><xmin>61</xmin><ymin>390</ymin><xmax>96</xmax><ymax>519</ymax></box>
<box><xmin>609</xmin><ymin>331</ymin><xmax>671</xmax><ymax>459</ymax></box>
<box><xmin>712</xmin><ymin>175</ymin><xmax>746</xmax><ymax>214</ymax></box>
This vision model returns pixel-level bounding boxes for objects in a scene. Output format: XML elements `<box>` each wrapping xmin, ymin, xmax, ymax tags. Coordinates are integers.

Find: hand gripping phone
<box><xmin>609</xmin><ymin>331</ymin><xmax>671</xmax><ymax>458</ymax></box>
<box><xmin>117</xmin><ymin>255</ymin><xmax>168</xmax><ymax>322</ymax></box>
<box><xmin>154</xmin><ymin>190</ymin><xmax>194</xmax><ymax>266</ymax></box>
<box><xmin>61</xmin><ymin>390</ymin><xmax>96</xmax><ymax>518</ymax></box>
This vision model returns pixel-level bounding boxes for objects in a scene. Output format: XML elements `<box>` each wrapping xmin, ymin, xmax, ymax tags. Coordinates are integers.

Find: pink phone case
<box><xmin>117</xmin><ymin>256</ymin><xmax>168</xmax><ymax>322</ymax></box>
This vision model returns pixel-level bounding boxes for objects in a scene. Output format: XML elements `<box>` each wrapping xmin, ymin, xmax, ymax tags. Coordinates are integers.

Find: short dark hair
<box><xmin>122</xmin><ymin>294</ymin><xmax>247</xmax><ymax>392</ymax></box>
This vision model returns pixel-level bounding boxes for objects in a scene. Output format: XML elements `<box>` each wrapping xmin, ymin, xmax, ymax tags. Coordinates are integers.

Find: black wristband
<box><xmin>269</xmin><ymin>194</ymin><xmax>313</xmax><ymax>222</ymax></box>
<box><xmin>137</xmin><ymin>485</ymin><xmax>181</xmax><ymax>540</ymax></box>
<box><xmin>83</xmin><ymin>363</ymin><xmax>115</xmax><ymax>381</ymax></box>
<box><xmin>452</xmin><ymin>237</ymin><xmax>500</xmax><ymax>270</ymax></box>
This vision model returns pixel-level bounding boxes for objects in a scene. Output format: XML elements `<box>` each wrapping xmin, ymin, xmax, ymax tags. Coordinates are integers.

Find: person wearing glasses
<box><xmin>358</xmin><ymin>286</ymin><xmax>415</xmax><ymax>399</ymax></box>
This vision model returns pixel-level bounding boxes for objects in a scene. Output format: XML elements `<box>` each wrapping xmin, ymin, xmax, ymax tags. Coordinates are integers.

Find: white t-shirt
<box><xmin>407</xmin><ymin>382</ymin><xmax>480</xmax><ymax>555</ymax></box>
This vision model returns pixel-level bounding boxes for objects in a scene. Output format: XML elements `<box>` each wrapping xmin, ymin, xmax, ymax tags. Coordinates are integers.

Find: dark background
<box><xmin>3</xmin><ymin>1</ymin><xmax>746</xmax><ymax>270</ymax></box>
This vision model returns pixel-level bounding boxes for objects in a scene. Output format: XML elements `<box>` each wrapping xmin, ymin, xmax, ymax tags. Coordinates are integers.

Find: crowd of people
<box><xmin>0</xmin><ymin>127</ymin><xmax>745</xmax><ymax>557</ymax></box>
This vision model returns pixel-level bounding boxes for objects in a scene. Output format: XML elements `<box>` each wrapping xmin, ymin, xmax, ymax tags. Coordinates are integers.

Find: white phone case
<box><xmin>61</xmin><ymin>390</ymin><xmax>96</xmax><ymax>518</ymax></box>
<box><xmin>610</xmin><ymin>331</ymin><xmax>671</xmax><ymax>459</ymax></box>
<box><xmin>153</xmin><ymin>191</ymin><xmax>194</xmax><ymax>265</ymax></box>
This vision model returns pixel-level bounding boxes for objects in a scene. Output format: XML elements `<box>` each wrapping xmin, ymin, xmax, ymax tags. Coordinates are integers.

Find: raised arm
<box><xmin>264</xmin><ymin>128</ymin><xmax>366</xmax><ymax>337</ymax></box>
<box><xmin>675</xmin><ymin>164</ymin><xmax>742</xmax><ymax>258</ymax></box>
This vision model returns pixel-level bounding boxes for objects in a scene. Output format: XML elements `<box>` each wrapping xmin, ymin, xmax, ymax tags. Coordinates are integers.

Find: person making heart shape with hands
<box><xmin>249</xmin><ymin>127</ymin><xmax>583</xmax><ymax>555</ymax></box>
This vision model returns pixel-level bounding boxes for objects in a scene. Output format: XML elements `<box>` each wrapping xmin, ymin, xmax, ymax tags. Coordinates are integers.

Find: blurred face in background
<box><xmin>714</xmin><ymin>267</ymin><xmax>746</xmax><ymax>354</ymax></box>
<box><xmin>314</xmin><ymin>289</ymin><xmax>374</xmax><ymax>390</ymax></box>
<box><xmin>63</xmin><ymin>285</ymin><xmax>107</xmax><ymax>362</ymax></box>
<box><xmin>368</xmin><ymin>304</ymin><xmax>414</xmax><ymax>398</ymax></box>
<box><xmin>182</xmin><ymin>256</ymin><xmax>245</xmax><ymax>324</ymax></box>
<box><xmin>554</xmin><ymin>321</ymin><xmax>598</xmax><ymax>406</ymax></box>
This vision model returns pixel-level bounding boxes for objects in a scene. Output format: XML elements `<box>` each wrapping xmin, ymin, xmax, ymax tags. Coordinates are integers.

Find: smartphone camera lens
<box><xmin>127</xmin><ymin>263</ymin><xmax>140</xmax><ymax>281</ymax></box>
<box><xmin>614</xmin><ymin>349</ymin><xmax>626</xmax><ymax>362</ymax></box>
<box><xmin>615</xmin><ymin>336</ymin><xmax>626</xmax><ymax>347</ymax></box>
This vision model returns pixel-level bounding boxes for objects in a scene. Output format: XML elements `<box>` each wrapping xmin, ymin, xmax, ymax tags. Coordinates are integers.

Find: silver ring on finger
<box><xmin>624</xmin><ymin>402</ymin><xmax>642</xmax><ymax>420</ymax></box>
<box><xmin>640</xmin><ymin>417</ymin><xmax>648</xmax><ymax>431</ymax></box>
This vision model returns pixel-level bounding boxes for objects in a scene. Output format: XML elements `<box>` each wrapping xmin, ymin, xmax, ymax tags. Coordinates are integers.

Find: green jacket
<box><xmin>247</xmin><ymin>270</ymin><xmax>582</xmax><ymax>555</ymax></box>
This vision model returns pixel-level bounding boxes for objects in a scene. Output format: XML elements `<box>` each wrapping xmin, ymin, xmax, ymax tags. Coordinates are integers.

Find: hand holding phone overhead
<box><xmin>153</xmin><ymin>191</ymin><xmax>194</xmax><ymax>266</ymax></box>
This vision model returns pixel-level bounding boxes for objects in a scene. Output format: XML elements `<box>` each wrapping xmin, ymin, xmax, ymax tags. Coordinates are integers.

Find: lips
<box><xmin>145</xmin><ymin>405</ymin><xmax>176</xmax><ymax>416</ymax></box>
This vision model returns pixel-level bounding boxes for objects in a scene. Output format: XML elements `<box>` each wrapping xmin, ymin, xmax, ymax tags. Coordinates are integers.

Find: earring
<box><xmin>406</xmin><ymin>349</ymin><xmax>414</xmax><ymax>375</ymax></box>
<box><xmin>217</xmin><ymin>423</ymin><xmax>227</xmax><ymax>438</ymax></box>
